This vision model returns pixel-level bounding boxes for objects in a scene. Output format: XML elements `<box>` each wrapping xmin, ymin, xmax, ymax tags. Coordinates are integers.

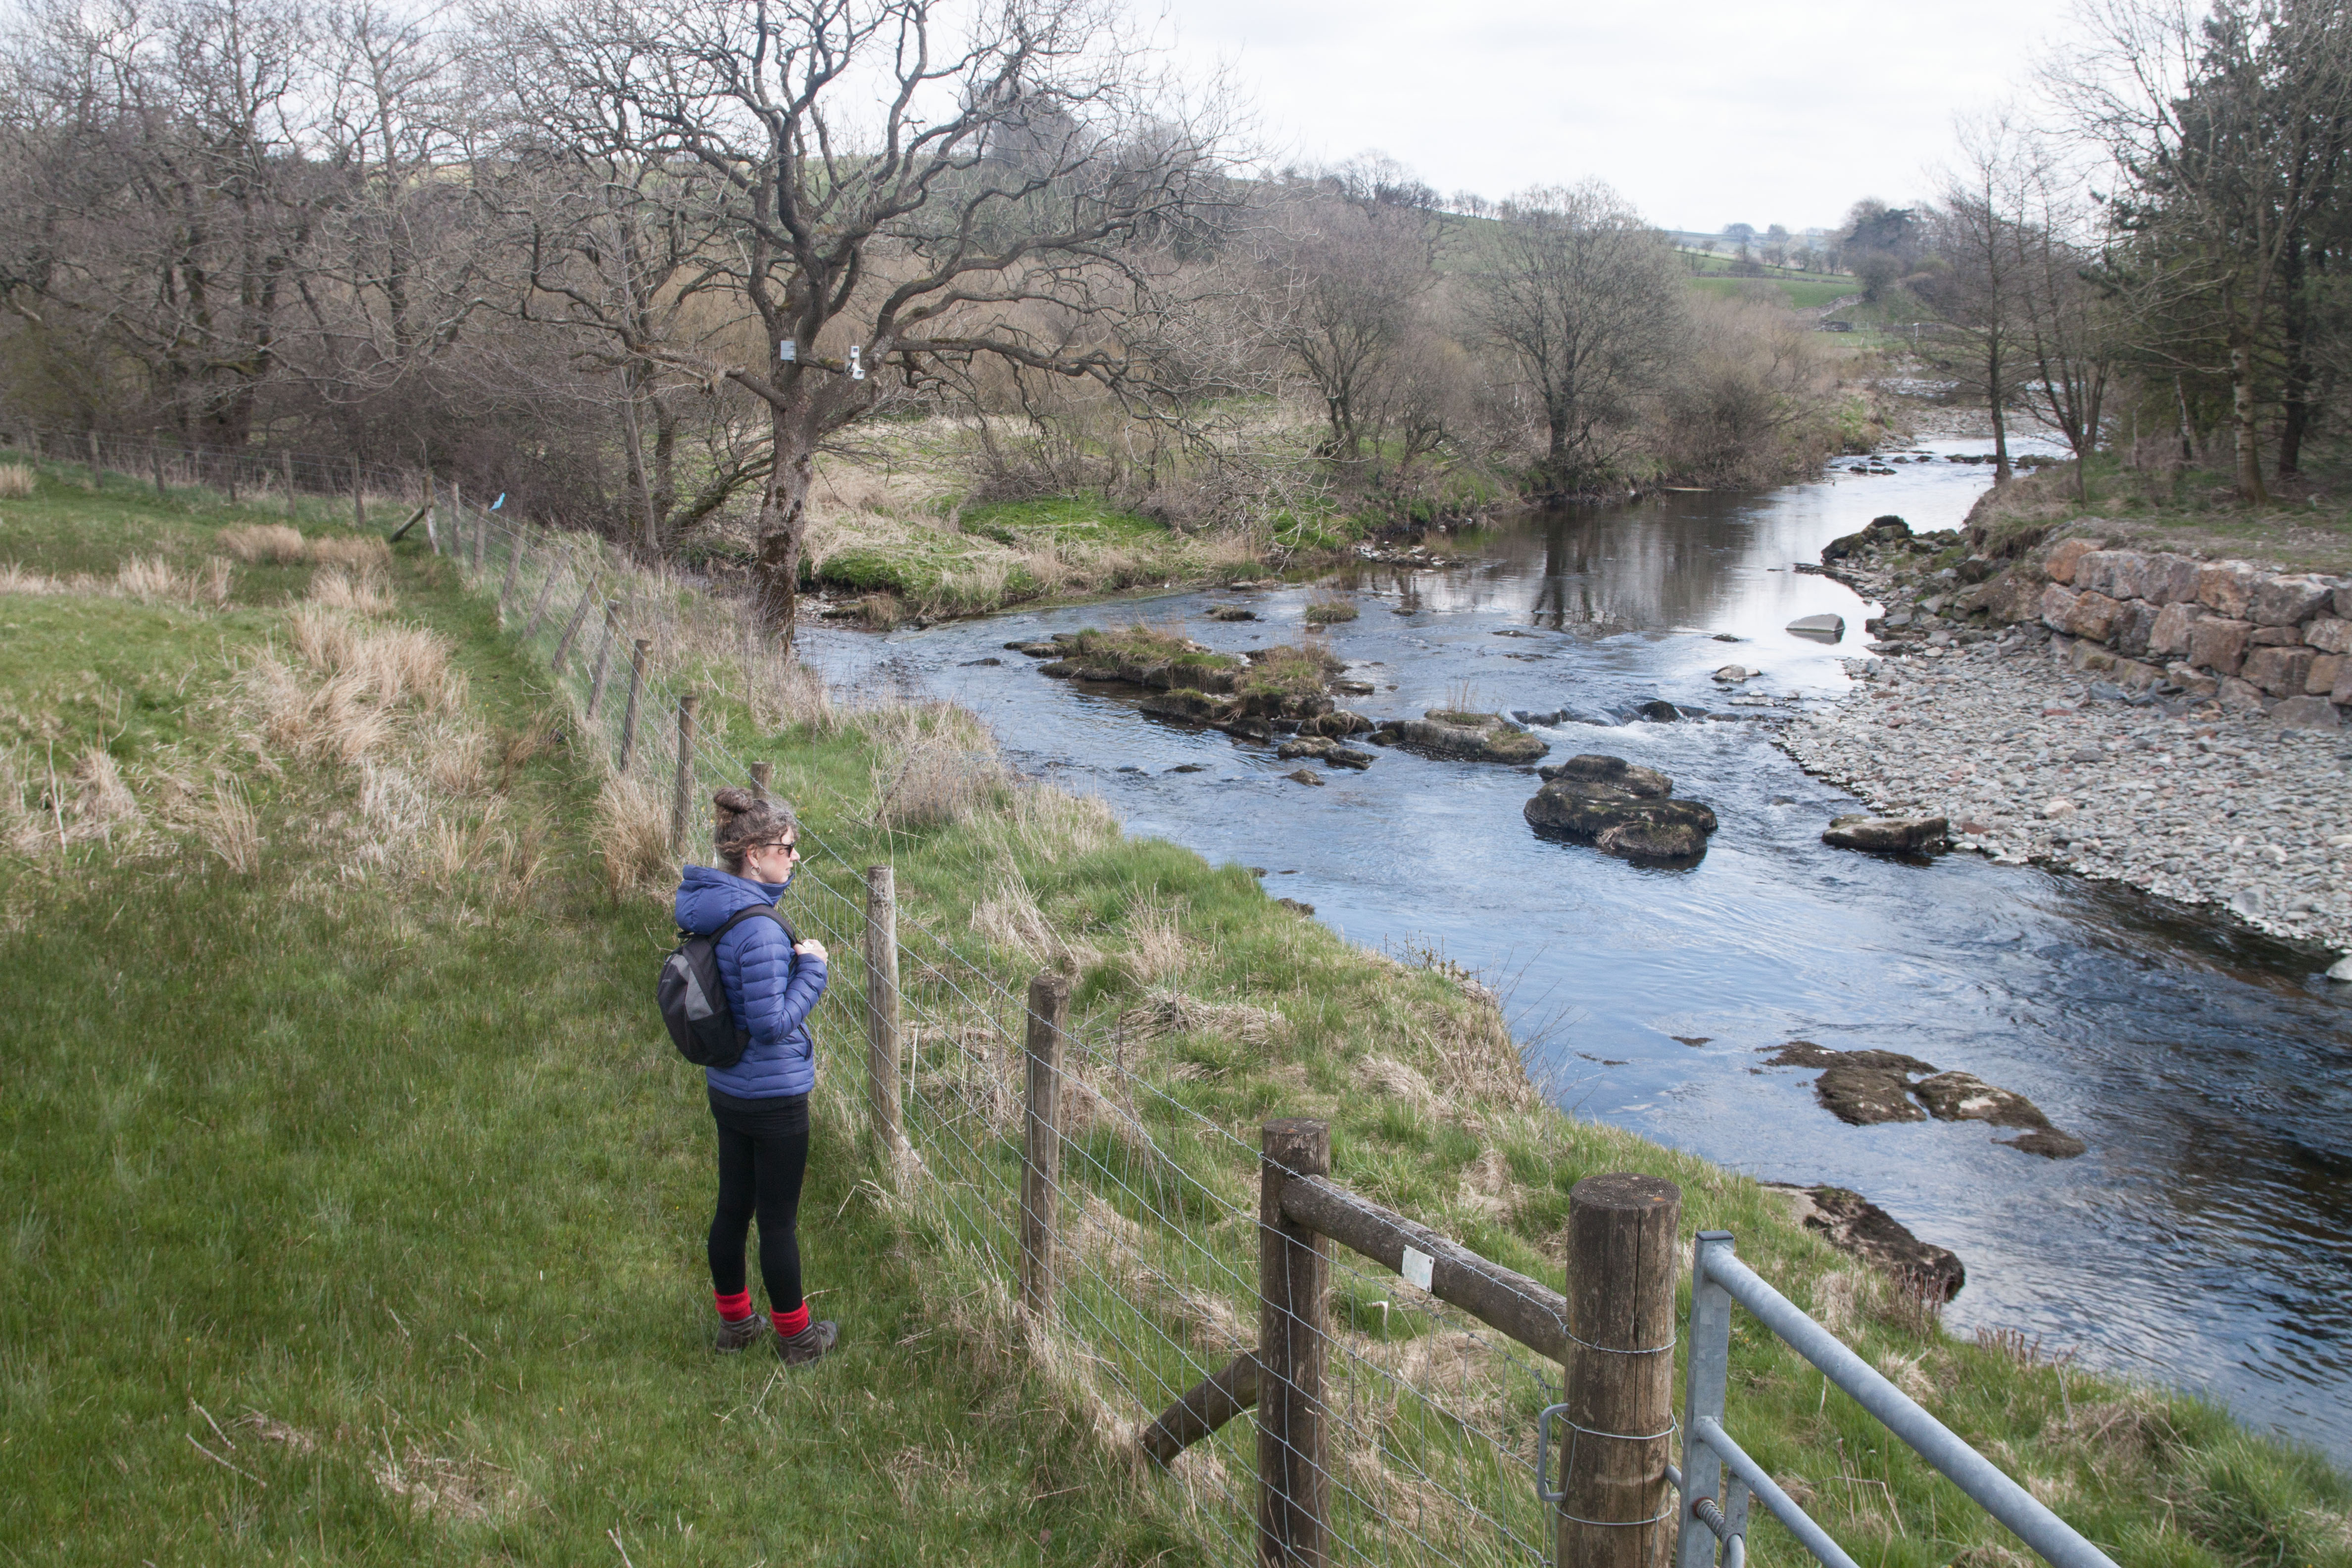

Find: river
<box><xmin>800</xmin><ymin>438</ymin><xmax>2352</xmax><ymax>1463</ymax></box>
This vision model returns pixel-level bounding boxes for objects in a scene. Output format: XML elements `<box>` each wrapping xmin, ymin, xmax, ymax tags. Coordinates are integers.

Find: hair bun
<box><xmin>712</xmin><ymin>786</ymin><xmax>756</xmax><ymax>824</ymax></box>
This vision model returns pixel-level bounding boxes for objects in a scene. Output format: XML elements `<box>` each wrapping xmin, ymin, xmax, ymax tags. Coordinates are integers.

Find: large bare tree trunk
<box><xmin>756</xmin><ymin>411</ymin><xmax>816</xmax><ymax>644</ymax></box>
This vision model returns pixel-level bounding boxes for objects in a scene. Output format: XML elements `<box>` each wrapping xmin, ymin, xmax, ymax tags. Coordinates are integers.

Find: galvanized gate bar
<box><xmin>1689</xmin><ymin>1418</ymin><xmax>1857</xmax><ymax>1568</ymax></box>
<box><xmin>1698</xmin><ymin>1248</ymin><xmax>2120</xmax><ymax>1568</ymax></box>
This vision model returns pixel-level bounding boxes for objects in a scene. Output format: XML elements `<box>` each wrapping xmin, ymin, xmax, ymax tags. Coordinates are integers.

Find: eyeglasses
<box><xmin>761</xmin><ymin>840</ymin><xmax>800</xmax><ymax>859</ymax></box>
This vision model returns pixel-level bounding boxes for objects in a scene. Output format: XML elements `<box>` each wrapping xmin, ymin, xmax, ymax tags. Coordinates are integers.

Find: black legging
<box><xmin>706</xmin><ymin>1089</ymin><xmax>810</xmax><ymax>1312</ymax></box>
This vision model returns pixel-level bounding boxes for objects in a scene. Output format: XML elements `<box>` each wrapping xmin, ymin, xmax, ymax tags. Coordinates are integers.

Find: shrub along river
<box><xmin>802</xmin><ymin>440</ymin><xmax>2352</xmax><ymax>1463</ymax></box>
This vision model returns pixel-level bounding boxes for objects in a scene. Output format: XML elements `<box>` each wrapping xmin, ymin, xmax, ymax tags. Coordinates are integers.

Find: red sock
<box><xmin>772</xmin><ymin>1303</ymin><xmax>810</xmax><ymax>1338</ymax></box>
<box><xmin>714</xmin><ymin>1289</ymin><xmax>753</xmax><ymax>1323</ymax></box>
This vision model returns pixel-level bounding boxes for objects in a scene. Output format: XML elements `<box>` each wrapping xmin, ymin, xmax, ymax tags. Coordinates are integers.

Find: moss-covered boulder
<box><xmin>1371</xmin><ymin>711</ymin><xmax>1549</xmax><ymax>764</ymax></box>
<box><xmin>1524</xmin><ymin>754</ymin><xmax>1718</xmax><ymax>864</ymax></box>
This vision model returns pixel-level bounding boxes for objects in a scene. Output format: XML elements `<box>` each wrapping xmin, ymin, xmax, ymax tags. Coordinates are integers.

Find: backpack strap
<box><xmin>709</xmin><ymin>904</ymin><xmax>797</xmax><ymax>947</ymax></box>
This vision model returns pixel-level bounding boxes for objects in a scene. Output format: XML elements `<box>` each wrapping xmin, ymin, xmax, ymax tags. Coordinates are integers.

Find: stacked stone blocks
<box><xmin>2026</xmin><ymin>538</ymin><xmax>2352</xmax><ymax>726</ymax></box>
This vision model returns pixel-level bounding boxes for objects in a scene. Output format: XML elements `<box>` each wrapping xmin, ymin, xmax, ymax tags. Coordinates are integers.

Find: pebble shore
<box><xmin>1779</xmin><ymin>633</ymin><xmax>2352</xmax><ymax>960</ymax></box>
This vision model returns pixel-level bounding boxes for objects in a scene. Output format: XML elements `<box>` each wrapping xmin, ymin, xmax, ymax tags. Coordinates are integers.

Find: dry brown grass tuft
<box><xmin>867</xmin><ymin>703</ymin><xmax>1005</xmax><ymax>829</ymax></box>
<box><xmin>308</xmin><ymin>564</ymin><xmax>392</xmax><ymax>615</ymax></box>
<box><xmin>738</xmin><ymin>627</ymin><xmax>837</xmax><ymax>735</ymax></box>
<box><xmin>970</xmin><ymin>874</ymin><xmax>1100</xmax><ymax>972</ymax></box>
<box><xmin>593</xmin><ymin>772</ymin><xmax>673</xmax><ymax>901</ymax></box>
<box><xmin>218</xmin><ymin>523</ymin><xmax>309</xmax><ymax>563</ymax></box>
<box><xmin>289</xmin><ymin>608</ymin><xmax>460</xmax><ymax>712</ymax></box>
<box><xmin>116</xmin><ymin>554</ymin><xmax>230</xmax><ymax>608</ymax></box>
<box><xmin>200</xmin><ymin>775</ymin><xmax>261</xmax><ymax>873</ymax></box>
<box><xmin>308</xmin><ymin>536</ymin><xmax>390</xmax><ymax>571</ymax></box>
<box><xmin>1119</xmin><ymin>988</ymin><xmax>1280</xmax><ymax>1047</ymax></box>
<box><xmin>415</xmin><ymin>716</ymin><xmax>487</xmax><ymax>796</ymax></box>
<box><xmin>0</xmin><ymin>562</ymin><xmax>60</xmax><ymax>595</ymax></box>
<box><xmin>69</xmin><ymin>747</ymin><xmax>140</xmax><ymax>842</ymax></box>
<box><xmin>1114</xmin><ymin>901</ymin><xmax>1189</xmax><ymax>986</ymax></box>
<box><xmin>0</xmin><ymin>462</ymin><xmax>34</xmax><ymax>498</ymax></box>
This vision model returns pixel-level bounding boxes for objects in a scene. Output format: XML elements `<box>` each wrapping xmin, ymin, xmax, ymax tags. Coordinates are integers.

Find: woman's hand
<box><xmin>793</xmin><ymin>938</ymin><xmax>829</xmax><ymax>962</ymax></box>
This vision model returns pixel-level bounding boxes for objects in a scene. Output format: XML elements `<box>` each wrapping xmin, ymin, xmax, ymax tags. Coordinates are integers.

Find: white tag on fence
<box><xmin>1400</xmin><ymin>1246</ymin><xmax>1435</xmax><ymax>1291</ymax></box>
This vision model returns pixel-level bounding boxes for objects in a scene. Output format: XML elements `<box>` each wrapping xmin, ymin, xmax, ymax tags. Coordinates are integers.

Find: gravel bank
<box><xmin>1780</xmin><ymin>632</ymin><xmax>2352</xmax><ymax>959</ymax></box>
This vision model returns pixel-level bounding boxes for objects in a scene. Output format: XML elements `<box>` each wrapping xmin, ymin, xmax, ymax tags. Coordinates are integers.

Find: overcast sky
<box><xmin>1161</xmin><ymin>0</ymin><xmax>2079</xmax><ymax>234</ymax></box>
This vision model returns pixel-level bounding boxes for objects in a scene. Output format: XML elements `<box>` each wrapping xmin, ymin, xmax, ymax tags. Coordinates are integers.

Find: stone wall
<box><xmin>2003</xmin><ymin>539</ymin><xmax>2350</xmax><ymax>727</ymax></box>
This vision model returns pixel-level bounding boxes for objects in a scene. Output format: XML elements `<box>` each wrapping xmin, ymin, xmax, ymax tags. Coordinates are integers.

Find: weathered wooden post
<box><xmin>498</xmin><ymin>532</ymin><xmax>525</xmax><ymax>619</ymax></box>
<box><xmin>551</xmin><ymin>579</ymin><xmax>598</xmax><ymax>676</ymax></box>
<box><xmin>865</xmin><ymin>868</ymin><xmax>903</xmax><ymax>1158</ymax></box>
<box><xmin>281</xmin><ymin>451</ymin><xmax>296</xmax><ymax>516</ymax></box>
<box><xmin>670</xmin><ymin>692</ymin><xmax>699</xmax><ymax>856</ymax></box>
<box><xmin>521</xmin><ymin>564</ymin><xmax>559</xmax><ymax>641</ymax></box>
<box><xmin>1559</xmin><ymin>1175</ymin><xmax>1683</xmax><ymax>1568</ymax></box>
<box><xmin>583</xmin><ymin>604</ymin><xmax>621</xmax><ymax>722</ymax></box>
<box><xmin>151</xmin><ymin>444</ymin><xmax>166</xmax><ymax>498</ymax></box>
<box><xmin>747</xmin><ymin>761</ymin><xmax>774</xmax><ymax>799</ymax></box>
<box><xmin>617</xmin><ymin>638</ymin><xmax>650</xmax><ymax>772</ymax></box>
<box><xmin>1019</xmin><ymin>972</ymin><xmax>1071</xmax><ymax>1318</ymax></box>
<box><xmin>423</xmin><ymin>473</ymin><xmax>441</xmax><ymax>554</ymax></box>
<box><xmin>460</xmin><ymin>483</ymin><xmax>482</xmax><ymax>573</ymax></box>
<box><xmin>1258</xmin><ymin>1118</ymin><xmax>1331</xmax><ymax>1568</ymax></box>
<box><xmin>86</xmin><ymin>430</ymin><xmax>99</xmax><ymax>482</ymax></box>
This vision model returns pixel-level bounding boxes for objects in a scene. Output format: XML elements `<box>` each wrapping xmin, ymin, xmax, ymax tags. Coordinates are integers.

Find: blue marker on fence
<box><xmin>492</xmin><ymin>493</ymin><xmax>505</xmax><ymax>510</ymax></box>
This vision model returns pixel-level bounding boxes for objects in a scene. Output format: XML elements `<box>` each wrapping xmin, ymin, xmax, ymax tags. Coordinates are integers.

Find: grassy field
<box><xmin>4</xmin><ymin>464</ymin><xmax>2349</xmax><ymax>1565</ymax></box>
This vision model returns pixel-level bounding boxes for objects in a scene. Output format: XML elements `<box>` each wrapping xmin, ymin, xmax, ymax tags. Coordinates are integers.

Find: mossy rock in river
<box><xmin>1370</xmin><ymin>711</ymin><xmax>1549</xmax><ymax>764</ymax></box>
<box><xmin>1524</xmin><ymin>762</ymin><xmax>1718</xmax><ymax>865</ymax></box>
<box><xmin>1538</xmin><ymin>754</ymin><xmax>1672</xmax><ymax>797</ymax></box>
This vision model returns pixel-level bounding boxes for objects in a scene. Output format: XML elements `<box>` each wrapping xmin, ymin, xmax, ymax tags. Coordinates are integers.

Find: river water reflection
<box><xmin>802</xmin><ymin>439</ymin><xmax>2352</xmax><ymax>1461</ymax></box>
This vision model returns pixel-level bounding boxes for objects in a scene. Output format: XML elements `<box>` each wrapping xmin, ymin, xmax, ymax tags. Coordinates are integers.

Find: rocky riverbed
<box><xmin>1780</xmin><ymin>624</ymin><xmax>2352</xmax><ymax>962</ymax></box>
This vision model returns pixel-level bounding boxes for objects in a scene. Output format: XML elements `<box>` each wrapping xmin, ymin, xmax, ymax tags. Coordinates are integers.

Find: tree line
<box><xmin>0</xmin><ymin>0</ymin><xmax>1855</xmax><ymax>638</ymax></box>
<box><xmin>1856</xmin><ymin>0</ymin><xmax>2352</xmax><ymax>506</ymax></box>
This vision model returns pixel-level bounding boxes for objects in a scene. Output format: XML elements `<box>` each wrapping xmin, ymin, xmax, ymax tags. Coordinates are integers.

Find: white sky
<box><xmin>1161</xmin><ymin>0</ymin><xmax>2078</xmax><ymax>234</ymax></box>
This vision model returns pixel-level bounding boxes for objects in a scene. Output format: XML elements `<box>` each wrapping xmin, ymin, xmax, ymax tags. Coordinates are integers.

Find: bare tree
<box><xmin>503</xmin><ymin>0</ymin><xmax>1233</xmax><ymax>641</ymax></box>
<box><xmin>1244</xmin><ymin>159</ymin><xmax>1444</xmax><ymax>465</ymax></box>
<box><xmin>1466</xmin><ymin>181</ymin><xmax>1685</xmax><ymax>497</ymax></box>
<box><xmin>1922</xmin><ymin>115</ymin><xmax>2037</xmax><ymax>483</ymax></box>
<box><xmin>2054</xmin><ymin>0</ymin><xmax>2352</xmax><ymax>501</ymax></box>
<box><xmin>0</xmin><ymin>0</ymin><xmax>330</xmax><ymax>448</ymax></box>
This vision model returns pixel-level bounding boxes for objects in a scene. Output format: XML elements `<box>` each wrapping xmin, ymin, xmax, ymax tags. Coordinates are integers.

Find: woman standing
<box><xmin>673</xmin><ymin>788</ymin><xmax>838</xmax><ymax>1365</ymax></box>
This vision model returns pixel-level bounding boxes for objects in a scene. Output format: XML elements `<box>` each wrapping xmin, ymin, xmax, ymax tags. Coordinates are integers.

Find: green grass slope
<box><xmin>2</xmin><ymin>464</ymin><xmax>2347</xmax><ymax>1566</ymax></box>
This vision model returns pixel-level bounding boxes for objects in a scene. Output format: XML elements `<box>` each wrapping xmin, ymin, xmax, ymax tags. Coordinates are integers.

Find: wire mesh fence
<box><xmin>12</xmin><ymin>427</ymin><xmax>1583</xmax><ymax>1568</ymax></box>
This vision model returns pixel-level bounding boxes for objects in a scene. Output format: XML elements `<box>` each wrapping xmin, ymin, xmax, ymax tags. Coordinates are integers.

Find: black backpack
<box><xmin>657</xmin><ymin>905</ymin><xmax>797</xmax><ymax>1069</ymax></box>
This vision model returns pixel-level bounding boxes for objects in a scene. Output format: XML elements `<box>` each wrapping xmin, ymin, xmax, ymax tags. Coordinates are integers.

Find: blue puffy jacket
<box><xmin>674</xmin><ymin>864</ymin><xmax>828</xmax><ymax>1099</ymax></box>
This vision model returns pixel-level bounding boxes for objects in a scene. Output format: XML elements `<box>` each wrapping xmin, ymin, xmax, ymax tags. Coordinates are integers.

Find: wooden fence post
<box><xmin>423</xmin><ymin>473</ymin><xmax>441</xmax><ymax>554</ymax></box>
<box><xmin>1559</xmin><ymin>1175</ymin><xmax>1682</xmax><ymax>1568</ymax></box>
<box><xmin>86</xmin><ymin>430</ymin><xmax>99</xmax><ymax>481</ymax></box>
<box><xmin>498</xmin><ymin>532</ymin><xmax>525</xmax><ymax>619</ymax></box>
<box><xmin>1019</xmin><ymin>972</ymin><xmax>1071</xmax><ymax>1318</ymax></box>
<box><xmin>522</xmin><ymin>565</ymin><xmax>559</xmax><ymax>641</ymax></box>
<box><xmin>281</xmin><ymin>451</ymin><xmax>295</xmax><ymax>516</ymax></box>
<box><xmin>551</xmin><ymin>579</ymin><xmax>598</xmax><ymax>676</ymax></box>
<box><xmin>865</xmin><ymin>868</ymin><xmax>902</xmax><ymax>1158</ymax></box>
<box><xmin>670</xmin><ymin>693</ymin><xmax>699</xmax><ymax>856</ymax></box>
<box><xmin>618</xmin><ymin>639</ymin><xmax>650</xmax><ymax>772</ymax></box>
<box><xmin>583</xmin><ymin>604</ymin><xmax>621</xmax><ymax>722</ymax></box>
<box><xmin>151</xmin><ymin>444</ymin><xmax>166</xmax><ymax>498</ymax></box>
<box><xmin>748</xmin><ymin>761</ymin><xmax>773</xmax><ymax>798</ymax></box>
<box><xmin>1258</xmin><ymin>1118</ymin><xmax>1331</xmax><ymax>1568</ymax></box>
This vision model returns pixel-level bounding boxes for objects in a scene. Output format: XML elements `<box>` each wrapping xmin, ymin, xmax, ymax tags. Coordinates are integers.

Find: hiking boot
<box><xmin>712</xmin><ymin>1314</ymin><xmax>767</xmax><ymax>1353</ymax></box>
<box><xmin>777</xmin><ymin>1320</ymin><xmax>839</xmax><ymax>1366</ymax></box>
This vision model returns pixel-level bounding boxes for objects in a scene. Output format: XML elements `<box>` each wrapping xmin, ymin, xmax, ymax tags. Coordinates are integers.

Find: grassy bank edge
<box><xmin>0</xmin><ymin>464</ymin><xmax>2345</xmax><ymax>1565</ymax></box>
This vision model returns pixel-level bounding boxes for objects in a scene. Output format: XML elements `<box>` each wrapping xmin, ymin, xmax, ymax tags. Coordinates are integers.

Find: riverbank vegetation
<box><xmin>1814</xmin><ymin>0</ymin><xmax>2352</xmax><ymax>567</ymax></box>
<box><xmin>3</xmin><ymin>471</ymin><xmax>2348</xmax><ymax>1560</ymax></box>
<box><xmin>0</xmin><ymin>0</ymin><xmax>1874</xmax><ymax>643</ymax></box>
